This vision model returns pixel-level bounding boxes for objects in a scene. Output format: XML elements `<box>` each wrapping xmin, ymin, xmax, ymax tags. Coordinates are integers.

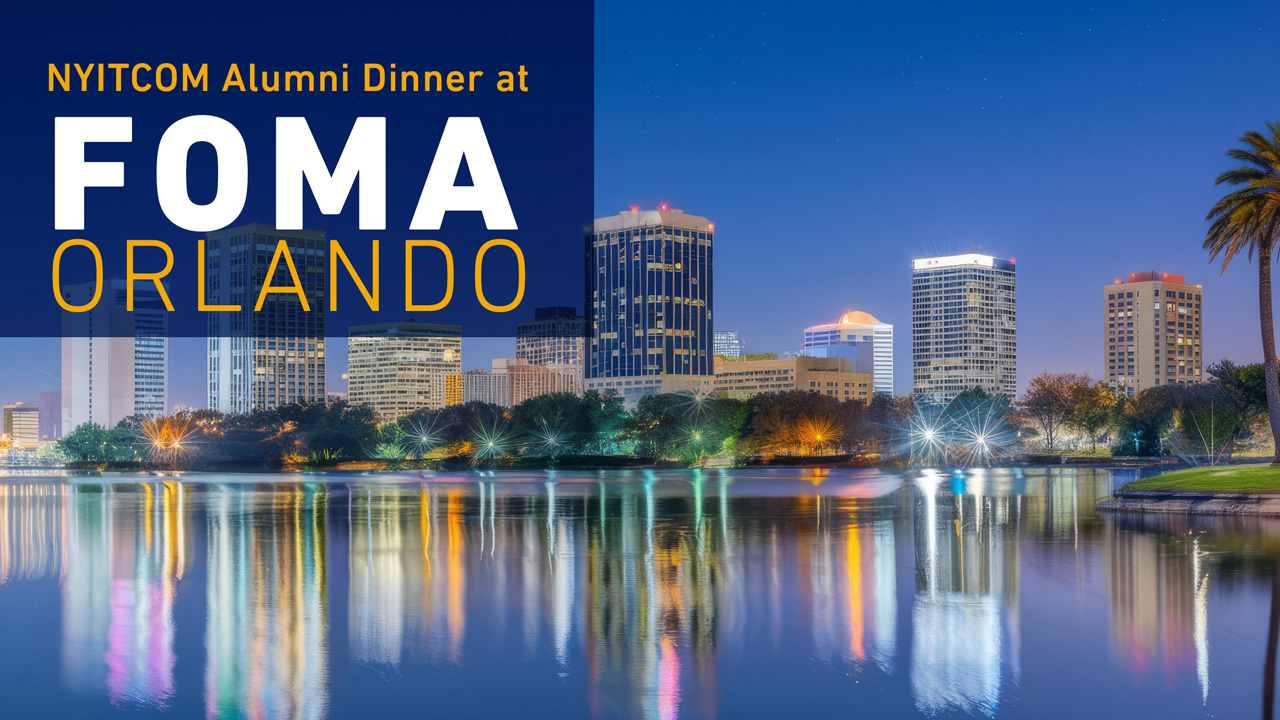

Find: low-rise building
<box><xmin>5</xmin><ymin>403</ymin><xmax>40</xmax><ymax>448</ymax></box>
<box><xmin>496</xmin><ymin>358</ymin><xmax>580</xmax><ymax>406</ymax></box>
<box><xmin>713</xmin><ymin>356</ymin><xmax>874</xmax><ymax>401</ymax></box>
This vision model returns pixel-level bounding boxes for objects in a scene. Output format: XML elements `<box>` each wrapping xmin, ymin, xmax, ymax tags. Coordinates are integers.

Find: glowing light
<box><xmin>894</xmin><ymin>395</ymin><xmax>1017</xmax><ymax>467</ymax></box>
<box><xmin>472</xmin><ymin>421</ymin><xmax>514</xmax><ymax>463</ymax></box>
<box><xmin>407</xmin><ymin>416</ymin><xmax>446</xmax><ymax>457</ymax></box>
<box><xmin>673</xmin><ymin>388</ymin><xmax>714</xmax><ymax>418</ymax></box>
<box><xmin>527</xmin><ymin>419</ymin><xmax>569</xmax><ymax>457</ymax></box>
<box><xmin>142</xmin><ymin>414</ymin><xmax>195</xmax><ymax>464</ymax></box>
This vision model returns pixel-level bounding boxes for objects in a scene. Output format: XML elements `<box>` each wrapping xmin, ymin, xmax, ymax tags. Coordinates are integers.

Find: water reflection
<box><xmin>62</xmin><ymin>482</ymin><xmax>187</xmax><ymax>707</ymax></box>
<box><xmin>1106</xmin><ymin>520</ymin><xmax>1212</xmax><ymax>702</ymax></box>
<box><xmin>205</xmin><ymin>484</ymin><xmax>328</xmax><ymax>719</ymax></box>
<box><xmin>0</xmin><ymin>483</ymin><xmax>65</xmax><ymax>583</ymax></box>
<box><xmin>0</xmin><ymin>468</ymin><xmax>1274</xmax><ymax>718</ymax></box>
<box><xmin>911</xmin><ymin>470</ymin><xmax>1020</xmax><ymax>715</ymax></box>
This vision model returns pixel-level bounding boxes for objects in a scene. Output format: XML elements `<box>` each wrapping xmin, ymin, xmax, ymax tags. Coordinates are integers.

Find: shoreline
<box><xmin>1099</xmin><ymin>490</ymin><xmax>1280</xmax><ymax>517</ymax></box>
<box><xmin>12</xmin><ymin>455</ymin><xmax>1186</xmax><ymax>474</ymax></box>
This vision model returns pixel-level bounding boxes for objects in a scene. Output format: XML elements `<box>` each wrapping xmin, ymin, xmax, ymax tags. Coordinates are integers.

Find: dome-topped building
<box><xmin>837</xmin><ymin>310</ymin><xmax>882</xmax><ymax>326</ymax></box>
<box><xmin>802</xmin><ymin>311</ymin><xmax>894</xmax><ymax>396</ymax></box>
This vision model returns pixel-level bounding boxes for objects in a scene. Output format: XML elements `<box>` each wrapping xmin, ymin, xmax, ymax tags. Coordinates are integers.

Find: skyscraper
<box><xmin>347</xmin><ymin>322</ymin><xmax>463</xmax><ymax>422</ymax></box>
<box><xmin>60</xmin><ymin>279</ymin><xmax>168</xmax><ymax>430</ymax></box>
<box><xmin>911</xmin><ymin>254</ymin><xmax>1017</xmax><ymax>402</ymax></box>
<box><xmin>585</xmin><ymin>207</ymin><xmax>714</xmax><ymax>400</ymax></box>
<box><xmin>713</xmin><ymin>330</ymin><xmax>745</xmax><ymax>358</ymax></box>
<box><xmin>205</xmin><ymin>224</ymin><xmax>326</xmax><ymax>413</ymax></box>
<box><xmin>802</xmin><ymin>311</ymin><xmax>894</xmax><ymax>396</ymax></box>
<box><xmin>1104</xmin><ymin>272</ymin><xmax>1203</xmax><ymax>395</ymax></box>
<box><xmin>516</xmin><ymin>306</ymin><xmax>585</xmax><ymax>394</ymax></box>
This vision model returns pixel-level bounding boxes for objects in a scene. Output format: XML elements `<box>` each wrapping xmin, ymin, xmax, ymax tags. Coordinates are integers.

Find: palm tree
<box><xmin>1205</xmin><ymin>122</ymin><xmax>1280</xmax><ymax>465</ymax></box>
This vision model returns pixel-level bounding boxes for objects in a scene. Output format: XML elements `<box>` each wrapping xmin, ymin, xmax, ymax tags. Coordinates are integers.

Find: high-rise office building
<box><xmin>347</xmin><ymin>322</ymin><xmax>463</xmax><ymax>422</ymax></box>
<box><xmin>713</xmin><ymin>330</ymin><xmax>745</xmax><ymax>358</ymax></box>
<box><xmin>802</xmin><ymin>311</ymin><xmax>894</xmax><ymax>396</ymax></box>
<box><xmin>205</xmin><ymin>224</ymin><xmax>327</xmax><ymax>413</ymax></box>
<box><xmin>585</xmin><ymin>207</ymin><xmax>715</xmax><ymax>399</ymax></box>
<box><xmin>516</xmin><ymin>306</ymin><xmax>585</xmax><ymax>394</ymax></box>
<box><xmin>912</xmin><ymin>253</ymin><xmax>1017</xmax><ymax>402</ymax></box>
<box><xmin>60</xmin><ymin>279</ymin><xmax>168</xmax><ymax>430</ymax></box>
<box><xmin>1104</xmin><ymin>272</ymin><xmax>1203</xmax><ymax>395</ymax></box>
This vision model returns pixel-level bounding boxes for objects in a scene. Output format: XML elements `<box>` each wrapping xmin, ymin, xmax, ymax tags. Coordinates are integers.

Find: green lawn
<box><xmin>1120</xmin><ymin>464</ymin><xmax>1280</xmax><ymax>493</ymax></box>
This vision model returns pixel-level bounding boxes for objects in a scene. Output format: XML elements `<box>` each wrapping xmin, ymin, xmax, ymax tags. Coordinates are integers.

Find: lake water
<box><xmin>0</xmin><ymin>466</ymin><xmax>1275</xmax><ymax>719</ymax></box>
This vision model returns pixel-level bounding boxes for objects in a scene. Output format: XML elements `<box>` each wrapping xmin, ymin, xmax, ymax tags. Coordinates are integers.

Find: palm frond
<box><xmin>1205</xmin><ymin>123</ymin><xmax>1280</xmax><ymax>273</ymax></box>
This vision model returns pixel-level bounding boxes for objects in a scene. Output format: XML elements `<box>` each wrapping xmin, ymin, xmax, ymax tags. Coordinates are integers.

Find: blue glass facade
<box><xmin>585</xmin><ymin>209</ymin><xmax>714</xmax><ymax>397</ymax></box>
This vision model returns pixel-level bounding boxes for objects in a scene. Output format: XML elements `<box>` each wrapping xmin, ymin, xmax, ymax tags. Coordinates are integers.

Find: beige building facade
<box><xmin>912</xmin><ymin>253</ymin><xmax>1017</xmax><ymax>402</ymax></box>
<box><xmin>1104</xmin><ymin>272</ymin><xmax>1203</xmax><ymax>395</ymax></box>
<box><xmin>713</xmin><ymin>356</ymin><xmax>874</xmax><ymax>401</ymax></box>
<box><xmin>347</xmin><ymin>322</ymin><xmax>462</xmax><ymax>421</ymax></box>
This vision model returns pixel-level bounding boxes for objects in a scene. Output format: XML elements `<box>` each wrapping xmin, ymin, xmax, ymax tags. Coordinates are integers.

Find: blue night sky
<box><xmin>3</xmin><ymin>0</ymin><xmax>1280</xmax><ymax>408</ymax></box>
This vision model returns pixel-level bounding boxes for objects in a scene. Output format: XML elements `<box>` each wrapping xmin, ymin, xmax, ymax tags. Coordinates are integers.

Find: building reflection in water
<box><xmin>345</xmin><ymin>477</ymin><xmax>725</xmax><ymax>719</ymax></box>
<box><xmin>347</xmin><ymin>484</ymin><xmax>466</xmax><ymax>666</ymax></box>
<box><xmin>205</xmin><ymin>483</ymin><xmax>329</xmax><ymax>719</ymax></box>
<box><xmin>809</xmin><ymin>510</ymin><xmax>897</xmax><ymax>674</ymax></box>
<box><xmin>62</xmin><ymin>482</ymin><xmax>187</xmax><ymax>708</ymax></box>
<box><xmin>910</xmin><ymin>469</ymin><xmax>1021</xmax><ymax>717</ymax></box>
<box><xmin>1105</xmin><ymin>521</ymin><xmax>1210</xmax><ymax>702</ymax></box>
<box><xmin>0</xmin><ymin>483</ymin><xmax>66</xmax><ymax>584</ymax></box>
<box><xmin>0</xmin><ymin>468</ymin><xmax>1243</xmax><ymax>718</ymax></box>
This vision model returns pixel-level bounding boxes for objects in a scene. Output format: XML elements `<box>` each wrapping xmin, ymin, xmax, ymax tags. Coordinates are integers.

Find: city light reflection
<box><xmin>0</xmin><ymin>469</ymin><xmax>1264</xmax><ymax>718</ymax></box>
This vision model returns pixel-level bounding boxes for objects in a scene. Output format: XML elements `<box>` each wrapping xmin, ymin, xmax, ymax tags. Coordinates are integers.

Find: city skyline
<box><xmin>0</xmin><ymin>250</ymin><xmax>1253</xmax><ymax>413</ymax></box>
<box><xmin>5</xmin><ymin>1</ymin><xmax>1280</xmax><ymax>410</ymax></box>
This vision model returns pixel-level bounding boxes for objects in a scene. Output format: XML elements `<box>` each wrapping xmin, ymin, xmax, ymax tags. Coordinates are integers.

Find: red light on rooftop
<box><xmin>1127</xmin><ymin>271</ymin><xmax>1186</xmax><ymax>284</ymax></box>
<box><xmin>659</xmin><ymin>203</ymin><xmax>668</xmax><ymax>211</ymax></box>
<box><xmin>629</xmin><ymin>205</ymin><xmax>639</xmax><ymax>213</ymax></box>
<box><xmin>1009</xmin><ymin>256</ymin><xmax>1016</xmax><ymax>264</ymax></box>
